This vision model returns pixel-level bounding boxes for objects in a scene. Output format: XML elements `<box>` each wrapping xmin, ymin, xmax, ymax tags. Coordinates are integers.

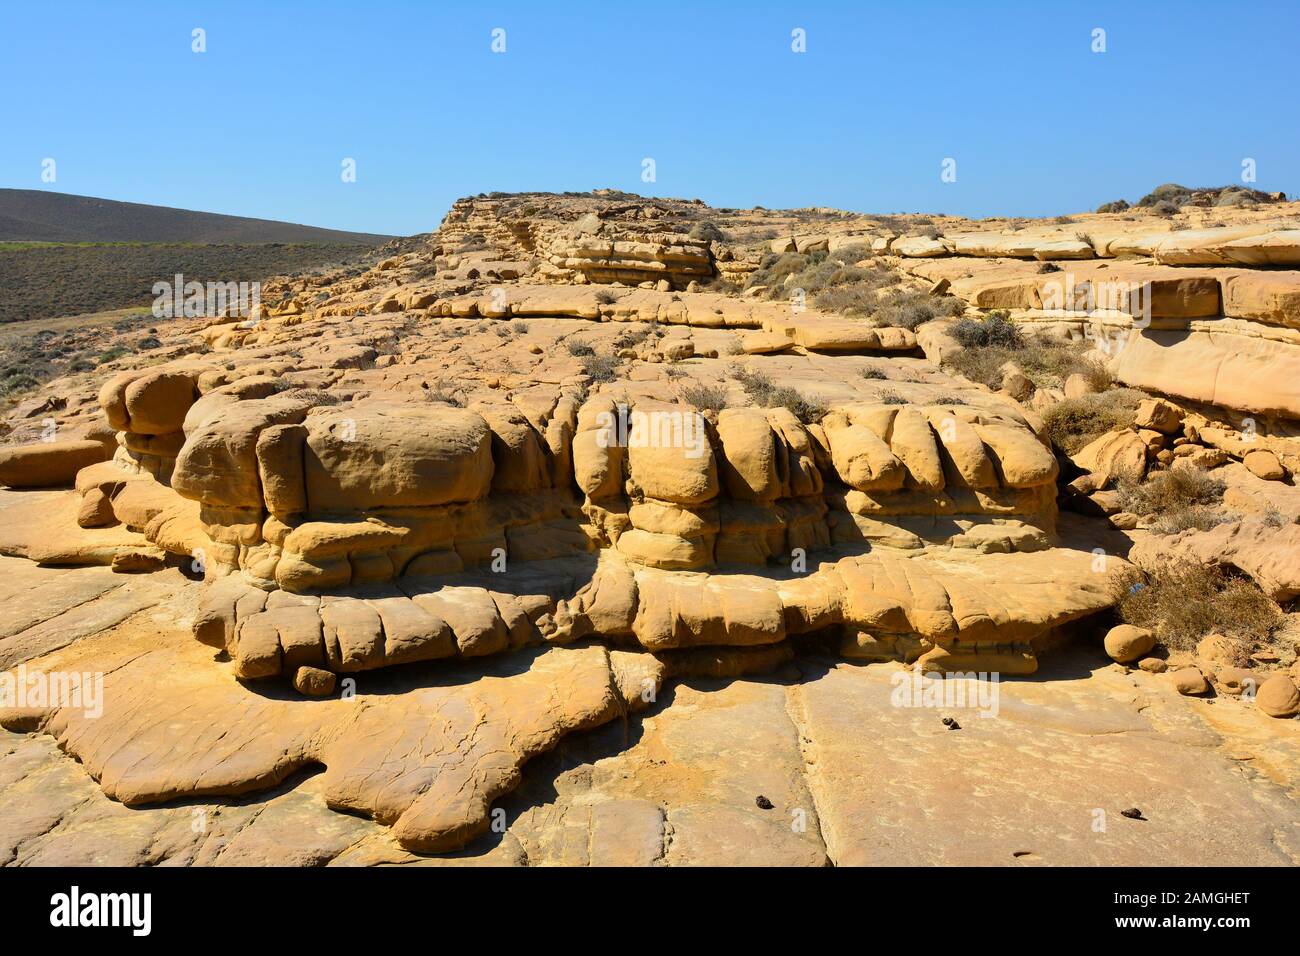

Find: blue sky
<box><xmin>3</xmin><ymin>0</ymin><xmax>1296</xmax><ymax>236</ymax></box>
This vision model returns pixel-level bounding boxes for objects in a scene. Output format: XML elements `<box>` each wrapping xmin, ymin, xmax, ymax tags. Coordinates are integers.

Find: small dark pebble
<box><xmin>755</xmin><ymin>795</ymin><xmax>774</xmax><ymax>810</ymax></box>
<box><xmin>1120</xmin><ymin>807</ymin><xmax>1146</xmax><ymax>821</ymax></box>
<box><xmin>942</xmin><ymin>716</ymin><xmax>961</xmax><ymax>731</ymax></box>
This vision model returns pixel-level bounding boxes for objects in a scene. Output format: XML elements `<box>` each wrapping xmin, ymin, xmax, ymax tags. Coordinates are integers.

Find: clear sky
<box><xmin>3</xmin><ymin>0</ymin><xmax>1296</xmax><ymax>236</ymax></box>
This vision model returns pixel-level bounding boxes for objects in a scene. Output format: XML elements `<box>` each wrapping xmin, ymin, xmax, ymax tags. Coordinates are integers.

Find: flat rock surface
<box><xmin>3</xmin><ymin>571</ymin><xmax>1296</xmax><ymax>865</ymax></box>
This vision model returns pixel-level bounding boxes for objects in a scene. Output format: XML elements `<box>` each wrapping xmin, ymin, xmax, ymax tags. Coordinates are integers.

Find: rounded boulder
<box><xmin>1256</xmin><ymin>674</ymin><xmax>1300</xmax><ymax>718</ymax></box>
<box><xmin>1104</xmin><ymin>624</ymin><xmax>1155</xmax><ymax>663</ymax></box>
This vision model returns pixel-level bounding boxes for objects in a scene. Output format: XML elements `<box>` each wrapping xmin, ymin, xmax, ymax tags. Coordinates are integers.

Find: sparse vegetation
<box><xmin>0</xmin><ymin>242</ymin><xmax>378</xmax><ymax>325</ymax></box>
<box><xmin>594</xmin><ymin>289</ymin><xmax>619</xmax><ymax>305</ymax></box>
<box><xmin>1038</xmin><ymin>389</ymin><xmax>1144</xmax><ymax>453</ymax></box>
<box><xmin>1114</xmin><ymin>561</ymin><xmax>1282</xmax><ymax>657</ymax></box>
<box><xmin>872</xmin><ymin>288</ymin><xmax>965</xmax><ymax>330</ymax></box>
<box><xmin>424</xmin><ymin>382</ymin><xmax>467</xmax><ymax>407</ymax></box>
<box><xmin>731</xmin><ymin>366</ymin><xmax>826</xmax><ymax>424</ymax></box>
<box><xmin>688</xmin><ymin>221</ymin><xmax>727</xmax><ymax>242</ymax></box>
<box><xmin>951</xmin><ymin>311</ymin><xmax>1023</xmax><ymax>349</ymax></box>
<box><xmin>1116</xmin><ymin>469</ymin><xmax>1230</xmax><ymax>534</ymax></box>
<box><xmin>945</xmin><ymin>313</ymin><xmax>1114</xmax><ymax>396</ymax></box>
<box><xmin>0</xmin><ymin>308</ymin><xmax>166</xmax><ymax>403</ymax></box>
<box><xmin>745</xmin><ymin>246</ymin><xmax>960</xmax><ymax>329</ymax></box>
<box><xmin>748</xmin><ymin>250</ymin><xmax>899</xmax><ymax>312</ymax></box>
<box><xmin>679</xmin><ymin>382</ymin><xmax>729</xmax><ymax>413</ymax></box>
<box><xmin>566</xmin><ymin>339</ymin><xmax>596</xmax><ymax>357</ymax></box>
<box><xmin>613</xmin><ymin>327</ymin><xmax>651</xmax><ymax>350</ymax></box>
<box><xmin>580</xmin><ymin>353</ymin><xmax>619</xmax><ymax>383</ymax></box>
<box><xmin>1136</xmin><ymin>182</ymin><xmax>1280</xmax><ymax>210</ymax></box>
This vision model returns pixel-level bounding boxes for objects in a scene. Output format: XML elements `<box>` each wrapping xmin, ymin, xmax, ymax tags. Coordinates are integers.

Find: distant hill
<box><xmin>0</xmin><ymin>189</ymin><xmax>396</xmax><ymax>244</ymax></box>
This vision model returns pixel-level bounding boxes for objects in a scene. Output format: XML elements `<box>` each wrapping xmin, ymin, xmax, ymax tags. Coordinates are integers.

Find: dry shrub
<box><xmin>688</xmin><ymin>221</ymin><xmax>727</xmax><ymax>242</ymax></box>
<box><xmin>1116</xmin><ymin>469</ymin><xmax>1227</xmax><ymax>534</ymax></box>
<box><xmin>1151</xmin><ymin>504</ymin><xmax>1236</xmax><ymax>534</ymax></box>
<box><xmin>748</xmin><ymin>250</ymin><xmax>901</xmax><ymax>316</ymax></box>
<box><xmin>613</xmin><ymin>326</ymin><xmax>651</xmax><ymax>349</ymax></box>
<box><xmin>945</xmin><ymin>313</ymin><xmax>1113</xmax><ymax>394</ymax></box>
<box><xmin>813</xmin><ymin>283</ymin><xmax>880</xmax><ymax>317</ymax></box>
<box><xmin>748</xmin><ymin>247</ymin><xmax>959</xmax><ymax>330</ymax></box>
<box><xmin>285</xmin><ymin>388</ymin><xmax>342</xmax><ymax>407</ymax></box>
<box><xmin>940</xmin><ymin>346</ymin><xmax>1008</xmax><ymax>390</ymax></box>
<box><xmin>872</xmin><ymin>289</ymin><xmax>965</xmax><ymax>330</ymax></box>
<box><xmin>746</xmin><ymin>251</ymin><xmax>814</xmax><ymax>292</ymax></box>
<box><xmin>833</xmin><ymin>242</ymin><xmax>874</xmax><ymax>261</ymax></box>
<box><xmin>416</xmin><ymin>379</ymin><xmax>466</xmax><ymax>407</ymax></box>
<box><xmin>1037</xmin><ymin>389</ymin><xmax>1145</xmax><ymax>453</ymax></box>
<box><xmin>731</xmin><ymin>366</ymin><xmax>826</xmax><ymax>424</ymax></box>
<box><xmin>1114</xmin><ymin>561</ymin><xmax>1281</xmax><ymax>657</ymax></box>
<box><xmin>951</xmin><ymin>312</ymin><xmax>1023</xmax><ymax>349</ymax></box>
<box><xmin>580</xmin><ymin>353</ymin><xmax>619</xmax><ymax>383</ymax></box>
<box><xmin>679</xmin><ymin>382</ymin><xmax>729</xmax><ymax>413</ymax></box>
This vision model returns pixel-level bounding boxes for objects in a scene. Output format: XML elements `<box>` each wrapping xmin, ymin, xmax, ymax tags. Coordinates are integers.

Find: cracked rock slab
<box><xmin>1</xmin><ymin>612</ymin><xmax>630</xmax><ymax>854</ymax></box>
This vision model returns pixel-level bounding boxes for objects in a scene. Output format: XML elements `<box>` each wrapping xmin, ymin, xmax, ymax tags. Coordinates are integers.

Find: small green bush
<box><xmin>96</xmin><ymin>346</ymin><xmax>130</xmax><ymax>364</ymax></box>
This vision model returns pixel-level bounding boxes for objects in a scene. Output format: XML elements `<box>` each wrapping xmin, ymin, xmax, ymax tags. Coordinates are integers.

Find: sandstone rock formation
<box><xmin>2</xmin><ymin>188</ymin><xmax>1298</xmax><ymax>864</ymax></box>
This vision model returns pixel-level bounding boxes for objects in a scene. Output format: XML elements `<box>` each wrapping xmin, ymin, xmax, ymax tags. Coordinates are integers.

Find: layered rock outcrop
<box><xmin>5</xmin><ymin>187</ymin><xmax>1299</xmax><ymax>862</ymax></box>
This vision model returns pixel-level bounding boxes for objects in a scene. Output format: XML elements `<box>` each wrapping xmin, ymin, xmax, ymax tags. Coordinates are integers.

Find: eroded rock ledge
<box><xmin>8</xmin><ymin>188</ymin><xmax>1300</xmax><ymax>858</ymax></box>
